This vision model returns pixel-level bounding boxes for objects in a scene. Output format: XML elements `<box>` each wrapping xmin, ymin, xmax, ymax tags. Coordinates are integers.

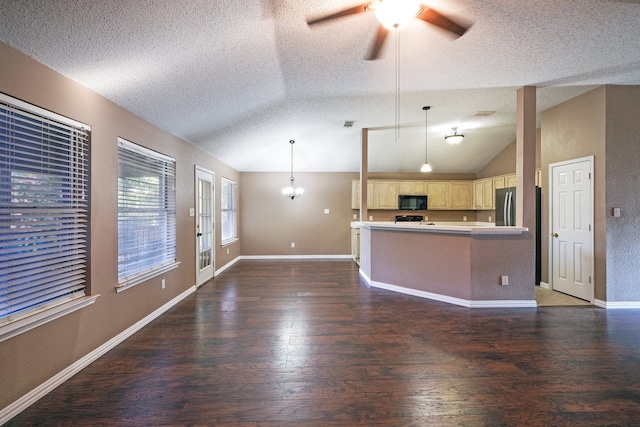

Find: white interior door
<box><xmin>549</xmin><ymin>156</ymin><xmax>594</xmax><ymax>301</ymax></box>
<box><xmin>196</xmin><ymin>166</ymin><xmax>215</xmax><ymax>286</ymax></box>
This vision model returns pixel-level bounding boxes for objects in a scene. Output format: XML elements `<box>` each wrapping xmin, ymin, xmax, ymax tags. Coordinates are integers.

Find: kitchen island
<box><xmin>358</xmin><ymin>221</ymin><xmax>537</xmax><ymax>308</ymax></box>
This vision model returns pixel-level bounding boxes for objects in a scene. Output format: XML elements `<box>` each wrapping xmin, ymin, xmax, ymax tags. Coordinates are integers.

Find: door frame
<box><xmin>548</xmin><ymin>155</ymin><xmax>594</xmax><ymax>301</ymax></box>
<box><xmin>195</xmin><ymin>165</ymin><xmax>215</xmax><ymax>287</ymax></box>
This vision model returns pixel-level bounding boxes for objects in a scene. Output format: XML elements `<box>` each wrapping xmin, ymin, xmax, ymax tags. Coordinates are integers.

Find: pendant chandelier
<box><xmin>420</xmin><ymin>106</ymin><xmax>432</xmax><ymax>172</ymax></box>
<box><xmin>282</xmin><ymin>140</ymin><xmax>304</xmax><ymax>199</ymax></box>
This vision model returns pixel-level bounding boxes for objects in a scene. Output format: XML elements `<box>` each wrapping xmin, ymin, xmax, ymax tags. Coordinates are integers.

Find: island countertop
<box><xmin>356</xmin><ymin>221</ymin><xmax>528</xmax><ymax>235</ymax></box>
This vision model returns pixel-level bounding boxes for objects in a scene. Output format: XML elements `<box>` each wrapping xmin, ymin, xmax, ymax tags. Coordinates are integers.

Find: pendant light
<box><xmin>282</xmin><ymin>140</ymin><xmax>304</xmax><ymax>199</ymax></box>
<box><xmin>420</xmin><ymin>106</ymin><xmax>432</xmax><ymax>172</ymax></box>
<box><xmin>445</xmin><ymin>127</ymin><xmax>465</xmax><ymax>145</ymax></box>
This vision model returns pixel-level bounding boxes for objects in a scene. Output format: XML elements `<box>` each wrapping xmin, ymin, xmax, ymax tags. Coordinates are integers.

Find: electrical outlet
<box><xmin>613</xmin><ymin>207</ymin><xmax>621</xmax><ymax>217</ymax></box>
<box><xmin>463</xmin><ymin>216</ymin><xmax>467</xmax><ymax>221</ymax></box>
<box><xmin>291</xmin><ymin>242</ymin><xmax>295</xmax><ymax>248</ymax></box>
<box><xmin>488</xmin><ymin>216</ymin><xmax>492</xmax><ymax>222</ymax></box>
<box><xmin>161</xmin><ymin>279</ymin><xmax>166</xmax><ymax>289</ymax></box>
<box><xmin>500</xmin><ymin>275</ymin><xmax>509</xmax><ymax>286</ymax></box>
<box><xmin>353</xmin><ymin>214</ymin><xmax>357</xmax><ymax>219</ymax></box>
<box><xmin>226</xmin><ymin>248</ymin><xmax>229</xmax><ymax>255</ymax></box>
<box><xmin>369</xmin><ymin>215</ymin><xmax>373</xmax><ymax>221</ymax></box>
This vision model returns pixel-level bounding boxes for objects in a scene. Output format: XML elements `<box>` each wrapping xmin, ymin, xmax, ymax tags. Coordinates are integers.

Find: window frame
<box><xmin>0</xmin><ymin>92</ymin><xmax>98</xmax><ymax>342</ymax></box>
<box><xmin>116</xmin><ymin>137</ymin><xmax>180</xmax><ymax>292</ymax></box>
<box><xmin>220</xmin><ymin>177</ymin><xmax>238</xmax><ymax>246</ymax></box>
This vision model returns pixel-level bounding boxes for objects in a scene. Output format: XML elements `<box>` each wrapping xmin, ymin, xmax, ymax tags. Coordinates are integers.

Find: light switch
<box><xmin>189</xmin><ymin>207</ymin><xmax>195</xmax><ymax>217</ymax></box>
<box><xmin>324</xmin><ymin>208</ymin><xmax>330</xmax><ymax>214</ymax></box>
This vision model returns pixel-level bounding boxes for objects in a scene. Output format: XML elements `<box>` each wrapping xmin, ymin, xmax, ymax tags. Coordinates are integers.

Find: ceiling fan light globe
<box><xmin>374</xmin><ymin>0</ymin><xmax>421</xmax><ymax>29</ymax></box>
<box><xmin>420</xmin><ymin>163</ymin><xmax>432</xmax><ymax>173</ymax></box>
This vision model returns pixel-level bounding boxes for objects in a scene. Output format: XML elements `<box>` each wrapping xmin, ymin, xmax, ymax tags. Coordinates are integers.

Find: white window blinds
<box><xmin>117</xmin><ymin>138</ymin><xmax>177</xmax><ymax>287</ymax></box>
<box><xmin>220</xmin><ymin>177</ymin><xmax>237</xmax><ymax>245</ymax></box>
<box><xmin>0</xmin><ymin>93</ymin><xmax>90</xmax><ymax>323</ymax></box>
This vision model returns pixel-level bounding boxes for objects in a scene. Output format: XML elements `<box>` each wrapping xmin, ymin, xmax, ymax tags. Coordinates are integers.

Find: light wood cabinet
<box><xmin>493</xmin><ymin>176</ymin><xmax>506</xmax><ymax>190</ymax></box>
<box><xmin>506</xmin><ymin>174</ymin><xmax>517</xmax><ymax>187</ymax></box>
<box><xmin>351</xmin><ymin>227</ymin><xmax>360</xmax><ymax>263</ymax></box>
<box><xmin>399</xmin><ymin>180</ymin><xmax>428</xmax><ymax>195</ymax></box>
<box><xmin>374</xmin><ymin>180</ymin><xmax>399</xmax><ymax>209</ymax></box>
<box><xmin>351</xmin><ymin>180</ymin><xmax>375</xmax><ymax>209</ymax></box>
<box><xmin>450</xmin><ymin>181</ymin><xmax>473</xmax><ymax>210</ymax></box>
<box><xmin>535</xmin><ymin>169</ymin><xmax>541</xmax><ymax>187</ymax></box>
<box><xmin>426</xmin><ymin>181</ymin><xmax>449</xmax><ymax>210</ymax></box>
<box><xmin>472</xmin><ymin>178</ymin><xmax>495</xmax><ymax>210</ymax></box>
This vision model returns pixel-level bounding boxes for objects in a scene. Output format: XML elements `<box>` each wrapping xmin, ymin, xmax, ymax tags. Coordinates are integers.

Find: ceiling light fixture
<box><xmin>445</xmin><ymin>127</ymin><xmax>465</xmax><ymax>145</ymax></box>
<box><xmin>282</xmin><ymin>140</ymin><xmax>304</xmax><ymax>199</ymax></box>
<box><xmin>420</xmin><ymin>106</ymin><xmax>432</xmax><ymax>172</ymax></box>
<box><xmin>373</xmin><ymin>0</ymin><xmax>421</xmax><ymax>29</ymax></box>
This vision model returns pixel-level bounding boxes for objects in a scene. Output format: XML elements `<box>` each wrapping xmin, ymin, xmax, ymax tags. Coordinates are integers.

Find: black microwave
<box><xmin>398</xmin><ymin>195</ymin><xmax>427</xmax><ymax>210</ymax></box>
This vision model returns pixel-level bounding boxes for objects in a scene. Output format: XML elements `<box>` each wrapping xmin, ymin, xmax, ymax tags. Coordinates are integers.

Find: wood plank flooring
<box><xmin>7</xmin><ymin>260</ymin><xmax>640</xmax><ymax>426</ymax></box>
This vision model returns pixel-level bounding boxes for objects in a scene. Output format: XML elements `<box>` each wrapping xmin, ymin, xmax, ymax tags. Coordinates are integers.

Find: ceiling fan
<box><xmin>306</xmin><ymin>0</ymin><xmax>471</xmax><ymax>60</ymax></box>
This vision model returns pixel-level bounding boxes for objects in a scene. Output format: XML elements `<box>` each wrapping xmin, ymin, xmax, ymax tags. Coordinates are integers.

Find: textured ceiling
<box><xmin>1</xmin><ymin>0</ymin><xmax>639</xmax><ymax>173</ymax></box>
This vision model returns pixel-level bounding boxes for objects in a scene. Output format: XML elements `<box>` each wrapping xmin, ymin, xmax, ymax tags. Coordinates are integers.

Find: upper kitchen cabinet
<box><xmin>449</xmin><ymin>181</ymin><xmax>473</xmax><ymax>210</ymax></box>
<box><xmin>399</xmin><ymin>180</ymin><xmax>428</xmax><ymax>195</ymax></box>
<box><xmin>351</xmin><ymin>180</ymin><xmax>375</xmax><ymax>209</ymax></box>
<box><xmin>426</xmin><ymin>181</ymin><xmax>449</xmax><ymax>210</ymax></box>
<box><xmin>374</xmin><ymin>180</ymin><xmax>399</xmax><ymax>209</ymax></box>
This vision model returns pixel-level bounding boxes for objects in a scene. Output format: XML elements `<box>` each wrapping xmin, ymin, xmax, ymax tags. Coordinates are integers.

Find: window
<box><xmin>220</xmin><ymin>177</ymin><xmax>237</xmax><ymax>245</ymax></box>
<box><xmin>0</xmin><ymin>93</ymin><xmax>91</xmax><ymax>330</ymax></box>
<box><xmin>117</xmin><ymin>138</ymin><xmax>178</xmax><ymax>291</ymax></box>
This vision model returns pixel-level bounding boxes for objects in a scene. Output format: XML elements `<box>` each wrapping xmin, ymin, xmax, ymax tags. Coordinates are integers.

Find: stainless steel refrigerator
<box><xmin>495</xmin><ymin>186</ymin><xmax>542</xmax><ymax>285</ymax></box>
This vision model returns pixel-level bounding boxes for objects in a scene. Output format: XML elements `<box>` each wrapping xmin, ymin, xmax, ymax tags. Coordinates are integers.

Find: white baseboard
<box><xmin>214</xmin><ymin>256</ymin><xmax>241</xmax><ymax>276</ymax></box>
<box><xmin>594</xmin><ymin>299</ymin><xmax>640</xmax><ymax>309</ymax></box>
<box><xmin>360</xmin><ymin>272</ymin><xmax>537</xmax><ymax>308</ymax></box>
<box><xmin>0</xmin><ymin>285</ymin><xmax>197</xmax><ymax>426</ymax></box>
<box><xmin>239</xmin><ymin>254</ymin><xmax>352</xmax><ymax>260</ymax></box>
<box><xmin>539</xmin><ymin>281</ymin><xmax>550</xmax><ymax>289</ymax></box>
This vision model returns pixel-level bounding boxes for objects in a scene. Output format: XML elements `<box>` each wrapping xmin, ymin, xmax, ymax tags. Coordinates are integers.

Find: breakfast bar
<box><xmin>357</xmin><ymin>221</ymin><xmax>537</xmax><ymax>308</ymax></box>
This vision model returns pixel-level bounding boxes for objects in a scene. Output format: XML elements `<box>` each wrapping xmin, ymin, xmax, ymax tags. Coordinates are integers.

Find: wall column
<box><xmin>516</xmin><ymin>86</ymin><xmax>536</xmax><ymax>228</ymax></box>
<box><xmin>360</xmin><ymin>128</ymin><xmax>368</xmax><ymax>221</ymax></box>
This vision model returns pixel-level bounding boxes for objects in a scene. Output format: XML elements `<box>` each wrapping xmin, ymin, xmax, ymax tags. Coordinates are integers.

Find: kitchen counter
<box><xmin>358</xmin><ymin>221</ymin><xmax>536</xmax><ymax>308</ymax></box>
<box><xmin>358</xmin><ymin>221</ymin><xmax>527</xmax><ymax>235</ymax></box>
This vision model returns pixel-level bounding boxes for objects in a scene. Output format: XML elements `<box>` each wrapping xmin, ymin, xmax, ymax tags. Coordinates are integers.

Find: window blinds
<box><xmin>220</xmin><ymin>177</ymin><xmax>237</xmax><ymax>244</ymax></box>
<box><xmin>0</xmin><ymin>94</ymin><xmax>90</xmax><ymax>322</ymax></box>
<box><xmin>117</xmin><ymin>138</ymin><xmax>176</xmax><ymax>284</ymax></box>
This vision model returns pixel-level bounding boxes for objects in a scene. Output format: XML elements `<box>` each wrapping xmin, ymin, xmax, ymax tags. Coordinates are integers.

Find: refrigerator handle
<box><xmin>503</xmin><ymin>192</ymin><xmax>509</xmax><ymax>226</ymax></box>
<box><xmin>507</xmin><ymin>191</ymin><xmax>513</xmax><ymax>226</ymax></box>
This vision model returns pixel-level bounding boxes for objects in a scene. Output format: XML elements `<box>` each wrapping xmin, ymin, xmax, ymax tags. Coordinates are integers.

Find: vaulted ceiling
<box><xmin>1</xmin><ymin>0</ymin><xmax>639</xmax><ymax>173</ymax></box>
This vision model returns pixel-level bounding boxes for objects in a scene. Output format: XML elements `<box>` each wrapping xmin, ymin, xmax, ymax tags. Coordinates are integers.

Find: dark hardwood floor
<box><xmin>7</xmin><ymin>260</ymin><xmax>640</xmax><ymax>426</ymax></box>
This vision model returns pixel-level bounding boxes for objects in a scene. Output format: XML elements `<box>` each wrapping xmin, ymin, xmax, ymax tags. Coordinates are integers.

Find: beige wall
<box><xmin>240</xmin><ymin>172</ymin><xmax>357</xmax><ymax>255</ymax></box>
<box><xmin>0</xmin><ymin>42</ymin><xmax>239</xmax><ymax>408</ymax></box>
<box><xmin>541</xmin><ymin>87</ymin><xmax>606</xmax><ymax>299</ymax></box>
<box><xmin>603</xmin><ymin>86</ymin><xmax>640</xmax><ymax>301</ymax></box>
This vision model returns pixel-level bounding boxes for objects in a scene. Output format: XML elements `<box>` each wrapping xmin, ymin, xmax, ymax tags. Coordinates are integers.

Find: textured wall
<box><xmin>604</xmin><ymin>86</ymin><xmax>640</xmax><ymax>301</ymax></box>
<box><xmin>0</xmin><ymin>42</ymin><xmax>239</xmax><ymax>408</ymax></box>
<box><xmin>541</xmin><ymin>87</ymin><xmax>607</xmax><ymax>300</ymax></box>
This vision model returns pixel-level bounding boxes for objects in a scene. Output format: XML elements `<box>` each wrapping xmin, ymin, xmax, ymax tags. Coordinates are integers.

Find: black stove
<box><xmin>395</xmin><ymin>215</ymin><xmax>424</xmax><ymax>223</ymax></box>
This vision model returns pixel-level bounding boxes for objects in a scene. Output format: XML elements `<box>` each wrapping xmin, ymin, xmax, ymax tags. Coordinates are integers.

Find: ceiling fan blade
<box><xmin>366</xmin><ymin>24</ymin><xmax>389</xmax><ymax>60</ymax></box>
<box><xmin>306</xmin><ymin>4</ymin><xmax>370</xmax><ymax>26</ymax></box>
<box><xmin>416</xmin><ymin>7</ymin><xmax>470</xmax><ymax>37</ymax></box>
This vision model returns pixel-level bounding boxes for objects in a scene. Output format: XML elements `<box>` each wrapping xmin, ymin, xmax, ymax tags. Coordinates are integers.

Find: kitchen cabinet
<box><xmin>493</xmin><ymin>176</ymin><xmax>506</xmax><ymax>190</ymax></box>
<box><xmin>351</xmin><ymin>227</ymin><xmax>360</xmax><ymax>263</ymax></box>
<box><xmin>399</xmin><ymin>180</ymin><xmax>428</xmax><ymax>195</ymax></box>
<box><xmin>374</xmin><ymin>180</ymin><xmax>399</xmax><ymax>209</ymax></box>
<box><xmin>450</xmin><ymin>181</ymin><xmax>473</xmax><ymax>210</ymax></box>
<box><xmin>472</xmin><ymin>178</ymin><xmax>495</xmax><ymax>210</ymax></box>
<box><xmin>351</xmin><ymin>180</ymin><xmax>375</xmax><ymax>209</ymax></box>
<box><xmin>535</xmin><ymin>169</ymin><xmax>541</xmax><ymax>187</ymax></box>
<box><xmin>426</xmin><ymin>181</ymin><xmax>449</xmax><ymax>210</ymax></box>
<box><xmin>506</xmin><ymin>174</ymin><xmax>517</xmax><ymax>187</ymax></box>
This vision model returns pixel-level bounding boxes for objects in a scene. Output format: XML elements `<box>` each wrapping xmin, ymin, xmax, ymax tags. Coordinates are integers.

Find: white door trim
<box><xmin>548</xmin><ymin>155</ymin><xmax>594</xmax><ymax>302</ymax></box>
<box><xmin>195</xmin><ymin>165</ymin><xmax>215</xmax><ymax>286</ymax></box>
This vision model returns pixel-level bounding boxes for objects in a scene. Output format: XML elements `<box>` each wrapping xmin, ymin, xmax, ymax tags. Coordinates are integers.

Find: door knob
<box><xmin>197</xmin><ymin>232</ymin><xmax>203</xmax><ymax>237</ymax></box>
<box><xmin>551</xmin><ymin>232</ymin><xmax>558</xmax><ymax>238</ymax></box>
